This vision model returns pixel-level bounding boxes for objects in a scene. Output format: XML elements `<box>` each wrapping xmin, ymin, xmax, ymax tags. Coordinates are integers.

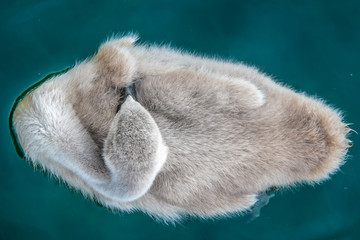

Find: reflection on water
<box><xmin>0</xmin><ymin>219</ymin><xmax>50</xmax><ymax>240</ymax></box>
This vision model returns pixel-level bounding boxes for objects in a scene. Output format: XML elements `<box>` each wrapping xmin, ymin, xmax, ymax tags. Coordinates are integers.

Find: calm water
<box><xmin>1</xmin><ymin>0</ymin><xmax>359</xmax><ymax>239</ymax></box>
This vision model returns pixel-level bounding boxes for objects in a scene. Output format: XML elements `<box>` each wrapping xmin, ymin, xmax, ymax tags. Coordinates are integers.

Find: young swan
<box><xmin>11</xmin><ymin>35</ymin><xmax>350</xmax><ymax>221</ymax></box>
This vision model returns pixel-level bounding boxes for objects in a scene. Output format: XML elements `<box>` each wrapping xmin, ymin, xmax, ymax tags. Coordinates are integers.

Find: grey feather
<box><xmin>12</xmin><ymin>35</ymin><xmax>351</xmax><ymax>221</ymax></box>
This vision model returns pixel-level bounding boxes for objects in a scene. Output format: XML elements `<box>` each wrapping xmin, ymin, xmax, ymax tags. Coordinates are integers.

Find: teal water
<box><xmin>1</xmin><ymin>0</ymin><xmax>359</xmax><ymax>239</ymax></box>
